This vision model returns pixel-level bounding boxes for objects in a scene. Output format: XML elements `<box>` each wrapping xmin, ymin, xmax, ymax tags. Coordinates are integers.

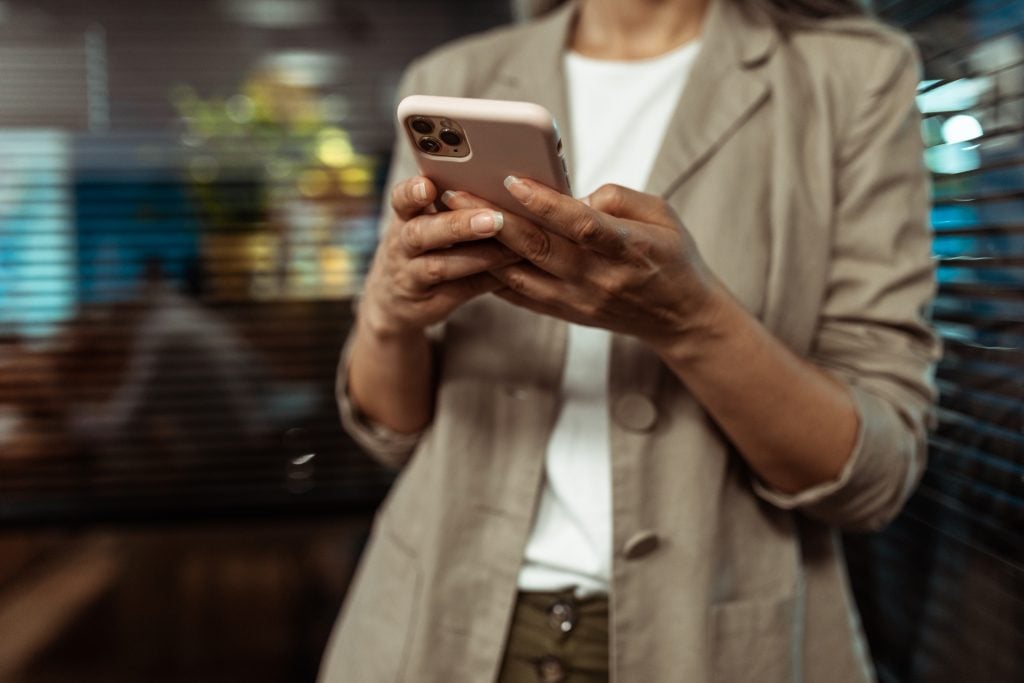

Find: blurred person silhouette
<box><xmin>321</xmin><ymin>0</ymin><xmax>941</xmax><ymax>681</ymax></box>
<box><xmin>0</xmin><ymin>334</ymin><xmax>73</xmax><ymax>460</ymax></box>
<box><xmin>69</xmin><ymin>257</ymin><xmax>273</xmax><ymax>467</ymax></box>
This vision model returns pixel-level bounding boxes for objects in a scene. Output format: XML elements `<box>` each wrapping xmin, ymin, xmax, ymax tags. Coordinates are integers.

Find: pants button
<box><xmin>546</xmin><ymin>600</ymin><xmax>577</xmax><ymax>635</ymax></box>
<box><xmin>535</xmin><ymin>655</ymin><xmax>567</xmax><ymax>683</ymax></box>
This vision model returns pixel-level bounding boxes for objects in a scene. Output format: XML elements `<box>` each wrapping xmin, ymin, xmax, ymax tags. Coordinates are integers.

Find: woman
<box><xmin>320</xmin><ymin>0</ymin><xmax>939</xmax><ymax>681</ymax></box>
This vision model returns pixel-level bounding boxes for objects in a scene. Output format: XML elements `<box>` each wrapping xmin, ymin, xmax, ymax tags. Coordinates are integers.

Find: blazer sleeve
<box><xmin>336</xmin><ymin>58</ymin><xmax>443</xmax><ymax>470</ymax></box>
<box><xmin>752</xmin><ymin>37</ymin><xmax>942</xmax><ymax>532</ymax></box>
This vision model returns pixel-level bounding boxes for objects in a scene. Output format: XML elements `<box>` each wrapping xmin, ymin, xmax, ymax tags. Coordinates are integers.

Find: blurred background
<box><xmin>0</xmin><ymin>0</ymin><xmax>1021</xmax><ymax>681</ymax></box>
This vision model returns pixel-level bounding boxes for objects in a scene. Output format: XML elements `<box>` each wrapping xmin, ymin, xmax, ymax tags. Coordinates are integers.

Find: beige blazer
<box><xmin>319</xmin><ymin>1</ymin><xmax>940</xmax><ymax>681</ymax></box>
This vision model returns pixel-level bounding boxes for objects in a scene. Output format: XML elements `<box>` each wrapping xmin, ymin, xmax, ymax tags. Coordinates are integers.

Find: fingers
<box><xmin>503</xmin><ymin>176</ymin><xmax>626</xmax><ymax>257</ymax></box>
<box><xmin>441</xmin><ymin>189</ymin><xmax>588</xmax><ymax>280</ymax></box>
<box><xmin>489</xmin><ymin>262</ymin><xmax>569</xmax><ymax>308</ymax></box>
<box><xmin>492</xmin><ymin>287</ymin><xmax>564</xmax><ymax>320</ymax></box>
<box><xmin>401</xmin><ymin>208</ymin><xmax>506</xmax><ymax>255</ymax></box>
<box><xmin>431</xmin><ymin>272</ymin><xmax>504</xmax><ymax>308</ymax></box>
<box><xmin>490</xmin><ymin>266</ymin><xmax>587</xmax><ymax>325</ymax></box>
<box><xmin>391</xmin><ymin>176</ymin><xmax>438</xmax><ymax>221</ymax></box>
<box><xmin>406</xmin><ymin>242</ymin><xmax>520</xmax><ymax>289</ymax></box>
<box><xmin>585</xmin><ymin>183</ymin><xmax>674</xmax><ymax>224</ymax></box>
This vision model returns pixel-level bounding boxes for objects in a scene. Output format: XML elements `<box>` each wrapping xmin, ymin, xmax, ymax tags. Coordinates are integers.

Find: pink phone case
<box><xmin>397</xmin><ymin>95</ymin><xmax>572</xmax><ymax>216</ymax></box>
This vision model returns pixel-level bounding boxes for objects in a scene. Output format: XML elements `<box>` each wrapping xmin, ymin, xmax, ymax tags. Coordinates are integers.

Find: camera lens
<box><xmin>439</xmin><ymin>129</ymin><xmax>462</xmax><ymax>146</ymax></box>
<box><xmin>418</xmin><ymin>137</ymin><xmax>441</xmax><ymax>154</ymax></box>
<box><xmin>411</xmin><ymin>117</ymin><xmax>433</xmax><ymax>134</ymax></box>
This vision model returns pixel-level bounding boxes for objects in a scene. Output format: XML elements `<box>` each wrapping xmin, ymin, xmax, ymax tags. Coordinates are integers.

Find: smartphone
<box><xmin>397</xmin><ymin>95</ymin><xmax>572</xmax><ymax>216</ymax></box>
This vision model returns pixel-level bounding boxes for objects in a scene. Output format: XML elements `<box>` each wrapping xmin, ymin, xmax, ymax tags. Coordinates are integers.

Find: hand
<box><xmin>441</xmin><ymin>178</ymin><xmax>724</xmax><ymax>354</ymax></box>
<box><xmin>359</xmin><ymin>176</ymin><xmax>520</xmax><ymax>338</ymax></box>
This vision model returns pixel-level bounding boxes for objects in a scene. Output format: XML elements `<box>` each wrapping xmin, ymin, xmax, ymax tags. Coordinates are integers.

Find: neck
<box><xmin>571</xmin><ymin>0</ymin><xmax>710</xmax><ymax>60</ymax></box>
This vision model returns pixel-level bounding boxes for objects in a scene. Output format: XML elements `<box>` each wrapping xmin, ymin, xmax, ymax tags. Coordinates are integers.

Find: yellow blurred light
<box><xmin>298</xmin><ymin>169</ymin><xmax>331</xmax><ymax>197</ymax></box>
<box><xmin>338</xmin><ymin>165</ymin><xmax>373</xmax><ymax>197</ymax></box>
<box><xmin>316</xmin><ymin>129</ymin><xmax>354</xmax><ymax>167</ymax></box>
<box><xmin>318</xmin><ymin>137</ymin><xmax>353</xmax><ymax>166</ymax></box>
<box><xmin>339</xmin><ymin>166</ymin><xmax>371</xmax><ymax>183</ymax></box>
<box><xmin>247</xmin><ymin>234</ymin><xmax>275</xmax><ymax>260</ymax></box>
<box><xmin>321</xmin><ymin>246</ymin><xmax>354</xmax><ymax>293</ymax></box>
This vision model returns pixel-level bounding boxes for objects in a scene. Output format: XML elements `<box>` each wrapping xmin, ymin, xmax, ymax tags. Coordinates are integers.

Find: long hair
<box><xmin>513</xmin><ymin>0</ymin><xmax>871</xmax><ymax>26</ymax></box>
<box><xmin>735</xmin><ymin>0</ymin><xmax>870</xmax><ymax>27</ymax></box>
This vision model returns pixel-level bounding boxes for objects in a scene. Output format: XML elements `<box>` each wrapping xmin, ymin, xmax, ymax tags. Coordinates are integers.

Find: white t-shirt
<box><xmin>516</xmin><ymin>39</ymin><xmax>703</xmax><ymax>596</ymax></box>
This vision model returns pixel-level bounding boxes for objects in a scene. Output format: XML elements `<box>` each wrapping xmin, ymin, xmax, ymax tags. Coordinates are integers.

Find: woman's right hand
<box><xmin>358</xmin><ymin>176</ymin><xmax>518</xmax><ymax>338</ymax></box>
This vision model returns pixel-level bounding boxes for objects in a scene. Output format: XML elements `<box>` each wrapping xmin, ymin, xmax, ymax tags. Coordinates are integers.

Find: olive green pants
<box><xmin>497</xmin><ymin>588</ymin><xmax>610</xmax><ymax>683</ymax></box>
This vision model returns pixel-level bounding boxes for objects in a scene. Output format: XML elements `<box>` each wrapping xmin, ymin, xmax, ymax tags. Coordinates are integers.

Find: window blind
<box><xmin>845</xmin><ymin>1</ymin><xmax>1024</xmax><ymax>681</ymax></box>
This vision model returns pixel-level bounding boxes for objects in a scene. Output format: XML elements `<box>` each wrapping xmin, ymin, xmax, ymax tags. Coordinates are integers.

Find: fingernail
<box><xmin>440</xmin><ymin>190</ymin><xmax>457</xmax><ymax>206</ymax></box>
<box><xmin>470</xmin><ymin>211</ymin><xmax>503</xmax><ymax>235</ymax></box>
<box><xmin>414</xmin><ymin>180</ymin><xmax>428</xmax><ymax>201</ymax></box>
<box><xmin>504</xmin><ymin>175</ymin><xmax>532</xmax><ymax>202</ymax></box>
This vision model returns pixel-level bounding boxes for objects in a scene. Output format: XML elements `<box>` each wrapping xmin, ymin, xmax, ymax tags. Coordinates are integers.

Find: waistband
<box><xmin>517</xmin><ymin>587</ymin><xmax>609</xmax><ymax>614</ymax></box>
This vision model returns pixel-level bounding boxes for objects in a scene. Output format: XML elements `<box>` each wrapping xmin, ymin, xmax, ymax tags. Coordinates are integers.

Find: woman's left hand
<box><xmin>441</xmin><ymin>176</ymin><xmax>724</xmax><ymax>354</ymax></box>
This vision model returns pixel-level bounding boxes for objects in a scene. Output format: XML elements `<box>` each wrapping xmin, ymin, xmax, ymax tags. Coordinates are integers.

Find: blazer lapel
<box><xmin>487</xmin><ymin>0</ymin><xmax>780</xmax><ymax>398</ymax></box>
<box><xmin>645</xmin><ymin>0</ymin><xmax>777</xmax><ymax>197</ymax></box>
<box><xmin>618</xmin><ymin>0</ymin><xmax>778</xmax><ymax>403</ymax></box>
<box><xmin>492</xmin><ymin>0</ymin><xmax>779</xmax><ymax>199</ymax></box>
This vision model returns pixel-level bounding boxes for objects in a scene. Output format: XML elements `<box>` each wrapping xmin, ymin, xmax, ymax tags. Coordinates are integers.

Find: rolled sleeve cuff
<box><xmin>752</xmin><ymin>382</ymin><xmax>918</xmax><ymax>531</ymax></box>
<box><xmin>336</xmin><ymin>334</ymin><xmax>423</xmax><ymax>470</ymax></box>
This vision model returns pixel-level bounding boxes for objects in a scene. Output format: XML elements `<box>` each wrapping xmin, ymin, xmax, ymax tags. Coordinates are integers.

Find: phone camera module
<box><xmin>439</xmin><ymin>129</ymin><xmax>462</xmax><ymax>146</ymax></box>
<box><xmin>418</xmin><ymin>136</ymin><xmax>442</xmax><ymax>154</ymax></box>
<box><xmin>411</xmin><ymin>117</ymin><xmax>434</xmax><ymax>134</ymax></box>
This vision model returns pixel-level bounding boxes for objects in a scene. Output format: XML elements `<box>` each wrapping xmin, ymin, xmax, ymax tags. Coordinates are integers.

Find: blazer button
<box><xmin>535</xmin><ymin>655</ymin><xmax>567</xmax><ymax>683</ymax></box>
<box><xmin>612</xmin><ymin>393</ymin><xmax>658</xmax><ymax>432</ymax></box>
<box><xmin>623</xmin><ymin>530</ymin><xmax>660</xmax><ymax>560</ymax></box>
